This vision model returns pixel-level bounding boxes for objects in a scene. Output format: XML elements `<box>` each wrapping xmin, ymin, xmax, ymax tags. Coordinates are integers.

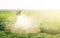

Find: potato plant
<box><xmin>0</xmin><ymin>10</ymin><xmax>60</xmax><ymax>38</ymax></box>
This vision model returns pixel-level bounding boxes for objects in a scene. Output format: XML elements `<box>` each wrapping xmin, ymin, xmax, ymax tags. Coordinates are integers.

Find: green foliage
<box><xmin>0</xmin><ymin>10</ymin><xmax>60</xmax><ymax>38</ymax></box>
<box><xmin>40</xmin><ymin>22</ymin><xmax>60</xmax><ymax>34</ymax></box>
<box><xmin>0</xmin><ymin>31</ymin><xmax>60</xmax><ymax>38</ymax></box>
<box><xmin>0</xmin><ymin>11</ymin><xmax>16</xmax><ymax>31</ymax></box>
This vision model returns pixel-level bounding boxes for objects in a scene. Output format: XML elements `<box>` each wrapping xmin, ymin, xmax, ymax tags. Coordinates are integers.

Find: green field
<box><xmin>0</xmin><ymin>10</ymin><xmax>60</xmax><ymax>38</ymax></box>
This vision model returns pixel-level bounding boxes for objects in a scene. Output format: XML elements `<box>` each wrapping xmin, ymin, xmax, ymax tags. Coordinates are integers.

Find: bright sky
<box><xmin>0</xmin><ymin>0</ymin><xmax>60</xmax><ymax>10</ymax></box>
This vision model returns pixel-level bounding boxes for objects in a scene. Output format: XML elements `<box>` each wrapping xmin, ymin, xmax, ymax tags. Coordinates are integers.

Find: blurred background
<box><xmin>0</xmin><ymin>0</ymin><xmax>60</xmax><ymax>38</ymax></box>
<box><xmin>0</xmin><ymin>0</ymin><xmax>60</xmax><ymax>10</ymax></box>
